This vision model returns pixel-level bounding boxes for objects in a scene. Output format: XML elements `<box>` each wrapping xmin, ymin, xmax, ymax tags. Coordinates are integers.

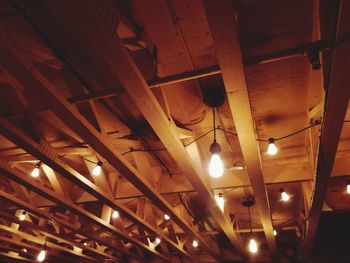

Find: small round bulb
<box><xmin>112</xmin><ymin>210</ymin><xmax>119</xmax><ymax>219</ymax></box>
<box><xmin>31</xmin><ymin>167</ymin><xmax>40</xmax><ymax>177</ymax></box>
<box><xmin>209</xmin><ymin>154</ymin><xmax>224</xmax><ymax>178</ymax></box>
<box><xmin>19</xmin><ymin>212</ymin><xmax>26</xmax><ymax>221</ymax></box>
<box><xmin>164</xmin><ymin>214</ymin><xmax>170</xmax><ymax>220</ymax></box>
<box><xmin>280</xmin><ymin>189</ymin><xmax>290</xmax><ymax>202</ymax></box>
<box><xmin>92</xmin><ymin>162</ymin><xmax>102</xmax><ymax>176</ymax></box>
<box><xmin>267</xmin><ymin>138</ymin><xmax>278</xmax><ymax>155</ymax></box>
<box><xmin>192</xmin><ymin>240</ymin><xmax>198</xmax><ymax>248</ymax></box>
<box><xmin>155</xmin><ymin>238</ymin><xmax>161</xmax><ymax>244</ymax></box>
<box><xmin>215</xmin><ymin>193</ymin><xmax>224</xmax><ymax>212</ymax></box>
<box><xmin>83</xmin><ymin>242</ymin><xmax>88</xmax><ymax>246</ymax></box>
<box><xmin>37</xmin><ymin>249</ymin><xmax>46</xmax><ymax>262</ymax></box>
<box><xmin>248</xmin><ymin>238</ymin><xmax>258</xmax><ymax>254</ymax></box>
<box><xmin>347</xmin><ymin>184</ymin><xmax>350</xmax><ymax>194</ymax></box>
<box><xmin>273</xmin><ymin>229</ymin><xmax>277</xmax><ymax>236</ymax></box>
<box><xmin>22</xmin><ymin>248</ymin><xmax>27</xmax><ymax>253</ymax></box>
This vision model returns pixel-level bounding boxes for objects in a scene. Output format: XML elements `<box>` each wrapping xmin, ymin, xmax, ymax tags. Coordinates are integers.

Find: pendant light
<box><xmin>280</xmin><ymin>188</ymin><xmax>290</xmax><ymax>202</ymax></box>
<box><xmin>242</xmin><ymin>196</ymin><xmax>258</xmax><ymax>254</ymax></box>
<box><xmin>267</xmin><ymin>138</ymin><xmax>278</xmax><ymax>155</ymax></box>
<box><xmin>31</xmin><ymin>162</ymin><xmax>41</xmax><ymax>177</ymax></box>
<box><xmin>37</xmin><ymin>238</ymin><xmax>47</xmax><ymax>262</ymax></box>
<box><xmin>92</xmin><ymin>161</ymin><xmax>103</xmax><ymax>176</ymax></box>
<box><xmin>208</xmin><ymin>108</ymin><xmax>224</xmax><ymax>178</ymax></box>
<box><xmin>19</xmin><ymin>211</ymin><xmax>26</xmax><ymax>221</ymax></box>
<box><xmin>215</xmin><ymin>193</ymin><xmax>225</xmax><ymax>212</ymax></box>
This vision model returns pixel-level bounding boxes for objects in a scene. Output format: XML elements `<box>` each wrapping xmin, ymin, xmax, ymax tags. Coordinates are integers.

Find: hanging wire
<box><xmin>213</xmin><ymin>107</ymin><xmax>216</xmax><ymax>142</ymax></box>
<box><xmin>248</xmin><ymin>205</ymin><xmax>252</xmax><ymax>234</ymax></box>
<box><xmin>81</xmin><ymin>157</ymin><xmax>98</xmax><ymax>165</ymax></box>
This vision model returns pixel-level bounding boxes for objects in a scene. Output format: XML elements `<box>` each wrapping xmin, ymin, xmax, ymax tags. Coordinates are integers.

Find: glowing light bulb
<box><xmin>248</xmin><ymin>238</ymin><xmax>258</xmax><ymax>254</ymax></box>
<box><xmin>37</xmin><ymin>249</ymin><xmax>46</xmax><ymax>262</ymax></box>
<box><xmin>280</xmin><ymin>189</ymin><xmax>290</xmax><ymax>202</ymax></box>
<box><xmin>22</xmin><ymin>248</ymin><xmax>27</xmax><ymax>253</ymax></box>
<box><xmin>112</xmin><ymin>210</ymin><xmax>119</xmax><ymax>219</ymax></box>
<box><xmin>267</xmin><ymin>138</ymin><xmax>278</xmax><ymax>155</ymax></box>
<box><xmin>19</xmin><ymin>212</ymin><xmax>26</xmax><ymax>221</ymax></box>
<box><xmin>215</xmin><ymin>193</ymin><xmax>224</xmax><ymax>212</ymax></box>
<box><xmin>31</xmin><ymin>167</ymin><xmax>40</xmax><ymax>177</ymax></box>
<box><xmin>273</xmin><ymin>229</ymin><xmax>277</xmax><ymax>236</ymax></box>
<box><xmin>164</xmin><ymin>214</ymin><xmax>170</xmax><ymax>220</ymax></box>
<box><xmin>83</xmin><ymin>242</ymin><xmax>88</xmax><ymax>246</ymax></box>
<box><xmin>347</xmin><ymin>184</ymin><xmax>350</xmax><ymax>194</ymax></box>
<box><xmin>155</xmin><ymin>238</ymin><xmax>161</xmax><ymax>245</ymax></box>
<box><xmin>192</xmin><ymin>240</ymin><xmax>198</xmax><ymax>248</ymax></box>
<box><xmin>209</xmin><ymin>154</ymin><xmax>224</xmax><ymax>178</ymax></box>
<box><xmin>92</xmin><ymin>162</ymin><xmax>102</xmax><ymax>176</ymax></box>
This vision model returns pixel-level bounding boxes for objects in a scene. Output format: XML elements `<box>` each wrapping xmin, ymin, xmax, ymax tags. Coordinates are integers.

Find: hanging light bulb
<box><xmin>31</xmin><ymin>163</ymin><xmax>41</xmax><ymax>177</ymax></box>
<box><xmin>215</xmin><ymin>193</ymin><xmax>224</xmax><ymax>212</ymax></box>
<box><xmin>155</xmin><ymin>238</ymin><xmax>161</xmax><ymax>245</ymax></box>
<box><xmin>209</xmin><ymin>153</ymin><xmax>224</xmax><ymax>178</ymax></box>
<box><xmin>164</xmin><ymin>214</ymin><xmax>170</xmax><ymax>220</ymax></box>
<box><xmin>280</xmin><ymin>188</ymin><xmax>290</xmax><ymax>202</ymax></box>
<box><xmin>83</xmin><ymin>242</ymin><xmax>88</xmax><ymax>246</ymax></box>
<box><xmin>208</xmin><ymin>108</ymin><xmax>224</xmax><ymax>178</ymax></box>
<box><xmin>248</xmin><ymin>238</ymin><xmax>258</xmax><ymax>254</ymax></box>
<box><xmin>267</xmin><ymin>138</ymin><xmax>278</xmax><ymax>155</ymax></box>
<box><xmin>347</xmin><ymin>182</ymin><xmax>350</xmax><ymax>194</ymax></box>
<box><xmin>273</xmin><ymin>229</ymin><xmax>277</xmax><ymax>236</ymax></box>
<box><xmin>21</xmin><ymin>248</ymin><xmax>27</xmax><ymax>253</ymax></box>
<box><xmin>192</xmin><ymin>240</ymin><xmax>199</xmax><ymax>248</ymax></box>
<box><xmin>37</xmin><ymin>249</ymin><xmax>46</xmax><ymax>262</ymax></box>
<box><xmin>19</xmin><ymin>211</ymin><xmax>26</xmax><ymax>221</ymax></box>
<box><xmin>112</xmin><ymin>210</ymin><xmax>119</xmax><ymax>219</ymax></box>
<box><xmin>92</xmin><ymin>161</ymin><xmax>102</xmax><ymax>176</ymax></box>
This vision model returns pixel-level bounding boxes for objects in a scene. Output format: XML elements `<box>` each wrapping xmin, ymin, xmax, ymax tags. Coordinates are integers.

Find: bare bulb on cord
<box><xmin>92</xmin><ymin>161</ymin><xmax>102</xmax><ymax>176</ymax></box>
<box><xmin>267</xmin><ymin>138</ymin><xmax>278</xmax><ymax>155</ymax></box>
<box><xmin>248</xmin><ymin>238</ymin><xmax>258</xmax><ymax>254</ymax></box>
<box><xmin>37</xmin><ymin>249</ymin><xmax>46</xmax><ymax>262</ymax></box>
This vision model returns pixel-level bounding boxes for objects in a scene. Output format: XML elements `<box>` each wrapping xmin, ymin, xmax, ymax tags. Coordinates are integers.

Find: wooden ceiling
<box><xmin>0</xmin><ymin>0</ymin><xmax>349</xmax><ymax>262</ymax></box>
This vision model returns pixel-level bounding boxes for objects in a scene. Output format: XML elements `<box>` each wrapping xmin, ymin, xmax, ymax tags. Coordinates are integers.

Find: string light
<box><xmin>273</xmin><ymin>229</ymin><xmax>277</xmax><ymax>236</ymax></box>
<box><xmin>267</xmin><ymin>138</ymin><xmax>278</xmax><ymax>155</ymax></box>
<box><xmin>208</xmin><ymin>108</ymin><xmax>224</xmax><ymax>178</ymax></box>
<box><xmin>37</xmin><ymin>237</ymin><xmax>47</xmax><ymax>262</ymax></box>
<box><xmin>21</xmin><ymin>248</ymin><xmax>27</xmax><ymax>253</ymax></box>
<box><xmin>37</xmin><ymin>249</ymin><xmax>46</xmax><ymax>262</ymax></box>
<box><xmin>83</xmin><ymin>242</ymin><xmax>88</xmax><ymax>246</ymax></box>
<box><xmin>155</xmin><ymin>238</ymin><xmax>161</xmax><ymax>245</ymax></box>
<box><xmin>347</xmin><ymin>182</ymin><xmax>350</xmax><ymax>194</ymax></box>
<box><xmin>112</xmin><ymin>210</ymin><xmax>119</xmax><ymax>219</ymax></box>
<box><xmin>92</xmin><ymin>161</ymin><xmax>102</xmax><ymax>176</ymax></box>
<box><xmin>192</xmin><ymin>240</ymin><xmax>199</xmax><ymax>248</ymax></box>
<box><xmin>31</xmin><ymin>163</ymin><xmax>41</xmax><ymax>177</ymax></box>
<box><xmin>164</xmin><ymin>214</ymin><xmax>170</xmax><ymax>220</ymax></box>
<box><xmin>248</xmin><ymin>238</ymin><xmax>258</xmax><ymax>254</ymax></box>
<box><xmin>19</xmin><ymin>211</ymin><xmax>26</xmax><ymax>221</ymax></box>
<box><xmin>215</xmin><ymin>193</ymin><xmax>224</xmax><ymax>212</ymax></box>
<box><xmin>280</xmin><ymin>188</ymin><xmax>290</xmax><ymax>202</ymax></box>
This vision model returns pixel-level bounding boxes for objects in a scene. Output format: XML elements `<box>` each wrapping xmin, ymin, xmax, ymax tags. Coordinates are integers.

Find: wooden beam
<box><xmin>203</xmin><ymin>0</ymin><xmax>276</xmax><ymax>255</ymax></box>
<box><xmin>0</xmin><ymin>224</ymin><xmax>96</xmax><ymax>262</ymax></box>
<box><xmin>23</xmin><ymin>2</ymin><xmax>243</xmax><ymax>258</ymax></box>
<box><xmin>0</xmin><ymin>190</ymin><xmax>131</xmax><ymax>261</ymax></box>
<box><xmin>0</xmin><ymin>22</ymin><xmax>200</xmax><ymax>261</ymax></box>
<box><xmin>304</xmin><ymin>0</ymin><xmax>350</xmax><ymax>255</ymax></box>
<box><xmin>0</xmin><ymin>160</ymin><xmax>163</xmax><ymax>261</ymax></box>
<box><xmin>0</xmin><ymin>211</ymin><xmax>119</xmax><ymax>262</ymax></box>
<box><xmin>0</xmin><ymin>117</ymin><xmax>187</xmax><ymax>260</ymax></box>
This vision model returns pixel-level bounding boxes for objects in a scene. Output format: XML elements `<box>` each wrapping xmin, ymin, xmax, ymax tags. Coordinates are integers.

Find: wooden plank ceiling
<box><xmin>0</xmin><ymin>0</ymin><xmax>348</xmax><ymax>262</ymax></box>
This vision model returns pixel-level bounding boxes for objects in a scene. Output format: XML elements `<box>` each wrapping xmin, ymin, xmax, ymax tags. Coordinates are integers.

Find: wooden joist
<box><xmin>203</xmin><ymin>0</ymin><xmax>277</xmax><ymax>255</ymax></box>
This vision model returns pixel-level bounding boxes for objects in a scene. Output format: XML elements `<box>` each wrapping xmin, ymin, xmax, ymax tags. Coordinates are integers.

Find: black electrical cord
<box><xmin>81</xmin><ymin>157</ymin><xmax>98</xmax><ymax>165</ymax></box>
<box><xmin>177</xmin><ymin>192</ymin><xmax>195</xmax><ymax>220</ymax></box>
